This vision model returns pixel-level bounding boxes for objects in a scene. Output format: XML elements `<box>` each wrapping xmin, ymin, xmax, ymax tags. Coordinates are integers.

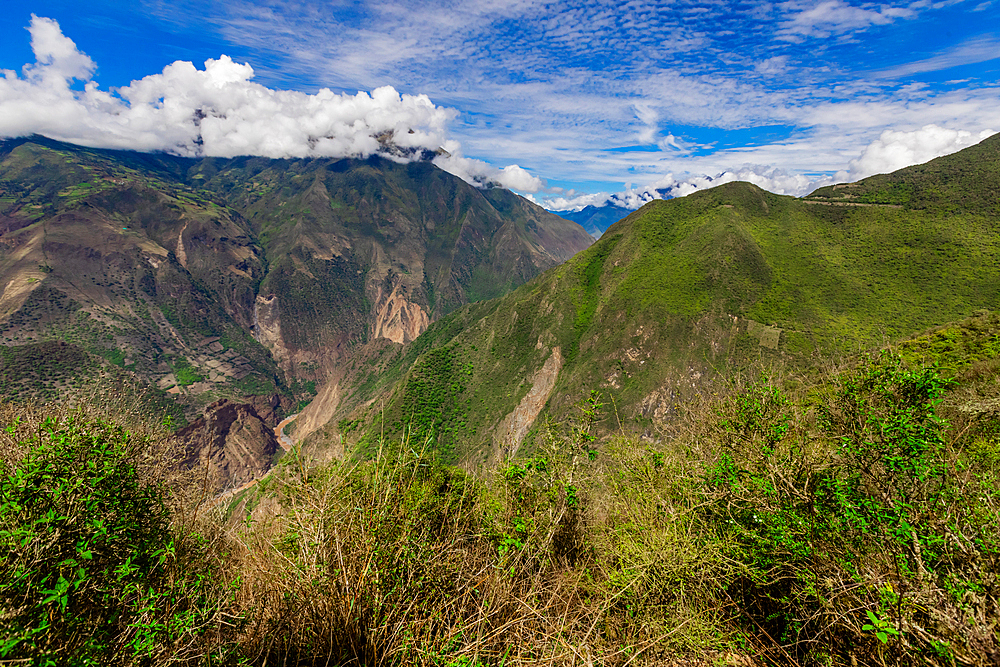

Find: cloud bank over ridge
<box><xmin>543</xmin><ymin>124</ymin><xmax>996</xmax><ymax>212</ymax></box>
<box><xmin>0</xmin><ymin>15</ymin><xmax>995</xmax><ymax>210</ymax></box>
<box><xmin>0</xmin><ymin>16</ymin><xmax>540</xmax><ymax>192</ymax></box>
<box><xmin>848</xmin><ymin>125</ymin><xmax>996</xmax><ymax>179</ymax></box>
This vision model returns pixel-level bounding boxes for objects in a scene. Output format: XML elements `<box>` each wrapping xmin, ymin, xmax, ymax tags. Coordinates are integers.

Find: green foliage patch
<box><xmin>171</xmin><ymin>357</ymin><xmax>203</xmax><ymax>386</ymax></box>
<box><xmin>0</xmin><ymin>410</ymin><xmax>236</xmax><ymax>664</ymax></box>
<box><xmin>695</xmin><ymin>355</ymin><xmax>999</xmax><ymax>663</ymax></box>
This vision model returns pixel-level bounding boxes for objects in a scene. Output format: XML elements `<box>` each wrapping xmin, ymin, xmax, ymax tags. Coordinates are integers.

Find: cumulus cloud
<box><xmin>495</xmin><ymin>164</ymin><xmax>546</xmax><ymax>192</ymax></box>
<box><xmin>0</xmin><ymin>14</ymin><xmax>538</xmax><ymax>193</ymax></box>
<box><xmin>25</xmin><ymin>15</ymin><xmax>95</xmax><ymax>82</ymax></box>
<box><xmin>433</xmin><ymin>153</ymin><xmax>546</xmax><ymax>192</ymax></box>
<box><xmin>538</xmin><ymin>191</ymin><xmax>620</xmax><ymax>212</ymax></box>
<box><xmin>0</xmin><ymin>16</ymin><xmax>457</xmax><ymax>160</ymax></box>
<box><xmin>847</xmin><ymin>124</ymin><xmax>996</xmax><ymax>179</ymax></box>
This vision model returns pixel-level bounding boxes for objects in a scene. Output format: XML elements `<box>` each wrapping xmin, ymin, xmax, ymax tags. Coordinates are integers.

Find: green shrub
<box><xmin>699</xmin><ymin>355</ymin><xmax>1000</xmax><ymax>664</ymax></box>
<box><xmin>0</xmin><ymin>410</ymin><xmax>238</xmax><ymax>665</ymax></box>
<box><xmin>172</xmin><ymin>357</ymin><xmax>203</xmax><ymax>386</ymax></box>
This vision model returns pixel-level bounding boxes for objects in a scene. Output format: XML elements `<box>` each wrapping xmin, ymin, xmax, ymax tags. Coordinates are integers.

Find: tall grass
<box><xmin>2</xmin><ymin>352</ymin><xmax>998</xmax><ymax>665</ymax></box>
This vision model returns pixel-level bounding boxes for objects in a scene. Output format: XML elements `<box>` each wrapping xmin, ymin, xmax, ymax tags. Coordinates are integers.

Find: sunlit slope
<box><xmin>336</xmin><ymin>134</ymin><xmax>1000</xmax><ymax>461</ymax></box>
<box><xmin>0</xmin><ymin>136</ymin><xmax>592</xmax><ymax>421</ymax></box>
<box><xmin>0</xmin><ymin>137</ymin><xmax>282</xmax><ymax>410</ymax></box>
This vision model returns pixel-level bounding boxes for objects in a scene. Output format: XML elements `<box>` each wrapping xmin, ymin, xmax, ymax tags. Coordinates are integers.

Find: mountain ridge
<box><xmin>325</xmin><ymin>133</ymin><xmax>1000</xmax><ymax>462</ymax></box>
<box><xmin>0</xmin><ymin>135</ymin><xmax>593</xmax><ymax>461</ymax></box>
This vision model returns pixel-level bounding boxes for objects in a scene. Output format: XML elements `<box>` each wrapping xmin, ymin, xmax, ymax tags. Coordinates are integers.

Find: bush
<box><xmin>0</xmin><ymin>408</ymin><xmax>238</xmax><ymax>665</ymax></box>
<box><xmin>697</xmin><ymin>354</ymin><xmax>1000</xmax><ymax>665</ymax></box>
<box><xmin>3</xmin><ymin>352</ymin><xmax>996</xmax><ymax>666</ymax></box>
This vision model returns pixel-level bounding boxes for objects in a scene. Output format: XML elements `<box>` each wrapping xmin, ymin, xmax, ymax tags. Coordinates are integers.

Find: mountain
<box><xmin>191</xmin><ymin>152</ymin><xmax>593</xmax><ymax>371</ymax></box>
<box><xmin>0</xmin><ymin>137</ymin><xmax>281</xmax><ymax>411</ymax></box>
<box><xmin>0</xmin><ymin>136</ymin><xmax>592</xmax><ymax>428</ymax></box>
<box><xmin>548</xmin><ymin>203</ymin><xmax>633</xmax><ymax>237</ymax></box>
<box><xmin>329</xmin><ymin>133</ymin><xmax>1000</xmax><ymax>463</ymax></box>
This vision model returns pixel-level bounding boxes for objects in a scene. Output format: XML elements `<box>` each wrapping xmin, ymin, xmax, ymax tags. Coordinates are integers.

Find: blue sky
<box><xmin>2</xmin><ymin>0</ymin><xmax>999</xmax><ymax>209</ymax></box>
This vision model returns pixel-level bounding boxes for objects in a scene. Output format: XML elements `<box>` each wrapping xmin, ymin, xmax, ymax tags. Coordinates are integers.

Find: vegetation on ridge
<box><xmin>3</xmin><ymin>326</ymin><xmax>999</xmax><ymax>664</ymax></box>
<box><xmin>329</xmin><ymin>134</ymin><xmax>1000</xmax><ymax>462</ymax></box>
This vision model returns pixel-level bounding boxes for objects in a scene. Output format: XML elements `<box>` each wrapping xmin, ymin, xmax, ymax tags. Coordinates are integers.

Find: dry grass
<box><xmin>3</xmin><ymin>353</ymin><xmax>998</xmax><ymax>666</ymax></box>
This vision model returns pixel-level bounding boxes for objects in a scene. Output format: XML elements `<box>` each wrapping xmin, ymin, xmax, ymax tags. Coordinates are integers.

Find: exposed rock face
<box><xmin>254</xmin><ymin>294</ymin><xmax>289</xmax><ymax>369</ymax></box>
<box><xmin>496</xmin><ymin>347</ymin><xmax>563</xmax><ymax>454</ymax></box>
<box><xmin>0</xmin><ymin>229</ymin><xmax>45</xmax><ymax>319</ymax></box>
<box><xmin>240</xmin><ymin>393</ymin><xmax>291</xmax><ymax>428</ymax></box>
<box><xmin>176</xmin><ymin>399</ymin><xmax>280</xmax><ymax>493</ymax></box>
<box><xmin>372</xmin><ymin>278</ymin><xmax>431</xmax><ymax>344</ymax></box>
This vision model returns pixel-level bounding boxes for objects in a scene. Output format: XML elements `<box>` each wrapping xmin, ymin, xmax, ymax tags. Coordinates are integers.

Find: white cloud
<box><xmin>655</xmin><ymin>164</ymin><xmax>823</xmax><ymax>198</ymax></box>
<box><xmin>873</xmin><ymin>36</ymin><xmax>1000</xmax><ymax>78</ymax></box>
<box><xmin>0</xmin><ymin>16</ymin><xmax>461</xmax><ymax>162</ymax></box>
<box><xmin>754</xmin><ymin>56</ymin><xmax>790</xmax><ymax>75</ymax></box>
<box><xmin>0</xmin><ymin>14</ymin><xmax>627</xmax><ymax>199</ymax></box>
<box><xmin>5</xmin><ymin>11</ymin><xmax>1000</xmax><ymax>214</ymax></box>
<box><xmin>535</xmin><ymin>164</ymin><xmax>822</xmax><ymax>212</ymax></box>
<box><xmin>540</xmin><ymin>124</ymin><xmax>1000</xmax><ymax>213</ymax></box>
<box><xmin>433</xmin><ymin>153</ymin><xmax>546</xmax><ymax>192</ymax></box>
<box><xmin>496</xmin><ymin>164</ymin><xmax>546</xmax><ymax>192</ymax></box>
<box><xmin>778</xmin><ymin>1</ymin><xmax>915</xmax><ymax>40</ymax></box>
<box><xmin>0</xmin><ymin>15</ymin><xmax>556</xmax><ymax>196</ymax></box>
<box><xmin>633</xmin><ymin>103</ymin><xmax>659</xmax><ymax>144</ymax></box>
<box><xmin>93</xmin><ymin>0</ymin><xmax>1000</xmax><ymax>200</ymax></box>
<box><xmin>847</xmin><ymin>124</ymin><xmax>996</xmax><ymax>178</ymax></box>
<box><xmin>540</xmin><ymin>191</ymin><xmax>620</xmax><ymax>212</ymax></box>
<box><xmin>24</xmin><ymin>14</ymin><xmax>95</xmax><ymax>82</ymax></box>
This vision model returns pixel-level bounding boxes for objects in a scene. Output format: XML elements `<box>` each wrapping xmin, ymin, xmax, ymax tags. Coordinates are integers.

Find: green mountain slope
<box><xmin>0</xmin><ymin>136</ymin><xmax>592</xmax><ymax>421</ymax></box>
<box><xmin>332</xmin><ymin>134</ymin><xmax>1000</xmax><ymax>462</ymax></box>
<box><xmin>0</xmin><ymin>138</ymin><xmax>280</xmax><ymax>409</ymax></box>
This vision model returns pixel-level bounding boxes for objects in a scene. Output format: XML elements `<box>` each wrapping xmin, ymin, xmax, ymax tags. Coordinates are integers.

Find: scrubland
<box><xmin>3</xmin><ymin>347</ymin><xmax>999</xmax><ymax>666</ymax></box>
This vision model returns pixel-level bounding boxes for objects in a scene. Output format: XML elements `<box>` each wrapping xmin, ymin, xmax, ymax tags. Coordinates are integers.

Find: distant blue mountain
<box><xmin>548</xmin><ymin>204</ymin><xmax>633</xmax><ymax>237</ymax></box>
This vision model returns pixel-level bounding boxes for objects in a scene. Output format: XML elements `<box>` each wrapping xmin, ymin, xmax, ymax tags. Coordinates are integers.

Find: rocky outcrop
<box><xmin>240</xmin><ymin>393</ymin><xmax>292</xmax><ymax>428</ymax></box>
<box><xmin>372</xmin><ymin>279</ymin><xmax>431</xmax><ymax>344</ymax></box>
<box><xmin>176</xmin><ymin>399</ymin><xmax>280</xmax><ymax>494</ymax></box>
<box><xmin>495</xmin><ymin>347</ymin><xmax>563</xmax><ymax>455</ymax></box>
<box><xmin>253</xmin><ymin>294</ymin><xmax>292</xmax><ymax>370</ymax></box>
